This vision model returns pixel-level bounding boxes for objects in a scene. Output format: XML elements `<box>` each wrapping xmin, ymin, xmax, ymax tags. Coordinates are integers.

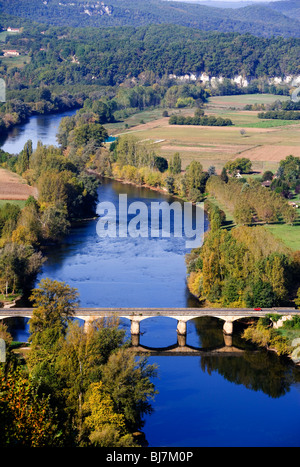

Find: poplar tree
<box><xmin>169</xmin><ymin>152</ymin><xmax>182</xmax><ymax>175</ymax></box>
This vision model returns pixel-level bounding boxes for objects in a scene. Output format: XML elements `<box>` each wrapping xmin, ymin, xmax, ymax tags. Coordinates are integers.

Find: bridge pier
<box><xmin>223</xmin><ymin>320</ymin><xmax>233</xmax><ymax>335</ymax></box>
<box><xmin>130</xmin><ymin>319</ymin><xmax>141</xmax><ymax>336</ymax></box>
<box><xmin>177</xmin><ymin>333</ymin><xmax>186</xmax><ymax>347</ymax></box>
<box><xmin>131</xmin><ymin>333</ymin><xmax>140</xmax><ymax>347</ymax></box>
<box><xmin>177</xmin><ymin>319</ymin><xmax>187</xmax><ymax>336</ymax></box>
<box><xmin>81</xmin><ymin>316</ymin><xmax>97</xmax><ymax>332</ymax></box>
<box><xmin>223</xmin><ymin>333</ymin><xmax>233</xmax><ymax>346</ymax></box>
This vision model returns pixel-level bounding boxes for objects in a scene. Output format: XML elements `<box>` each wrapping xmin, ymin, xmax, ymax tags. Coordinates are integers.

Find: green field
<box><xmin>0</xmin><ymin>55</ymin><xmax>31</xmax><ymax>70</ymax></box>
<box><xmin>0</xmin><ymin>199</ymin><xmax>26</xmax><ymax>208</ymax></box>
<box><xmin>0</xmin><ymin>32</ymin><xmax>8</xmax><ymax>42</ymax></box>
<box><xmin>264</xmin><ymin>218</ymin><xmax>300</xmax><ymax>251</ymax></box>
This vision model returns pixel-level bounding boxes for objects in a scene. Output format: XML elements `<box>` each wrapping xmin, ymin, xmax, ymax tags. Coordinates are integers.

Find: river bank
<box><xmin>0</xmin><ymin>99</ymin><xmax>82</xmax><ymax>145</ymax></box>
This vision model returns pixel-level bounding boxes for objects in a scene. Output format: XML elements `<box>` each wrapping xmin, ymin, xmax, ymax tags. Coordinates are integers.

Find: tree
<box><xmin>57</xmin><ymin>115</ymin><xmax>76</xmax><ymax>148</ymax></box>
<box><xmin>29</xmin><ymin>278</ymin><xmax>79</xmax><ymax>349</ymax></box>
<box><xmin>12</xmin><ymin>202</ymin><xmax>41</xmax><ymax>246</ymax></box>
<box><xmin>207</xmin><ymin>166</ymin><xmax>216</xmax><ymax>176</ymax></box>
<box><xmin>279</xmin><ymin>155</ymin><xmax>300</xmax><ymax>181</ymax></box>
<box><xmin>245</xmin><ymin>280</ymin><xmax>276</xmax><ymax>308</ymax></box>
<box><xmin>37</xmin><ymin>170</ymin><xmax>68</xmax><ymax>206</ymax></box>
<box><xmin>154</xmin><ymin>156</ymin><xmax>168</xmax><ymax>173</ymax></box>
<box><xmin>40</xmin><ymin>88</ymin><xmax>52</xmax><ymax>101</ymax></box>
<box><xmin>0</xmin><ymin>203</ymin><xmax>21</xmax><ymax>237</ymax></box>
<box><xmin>225</xmin><ymin>158</ymin><xmax>252</xmax><ymax>175</ymax></box>
<box><xmin>220</xmin><ymin>167</ymin><xmax>228</xmax><ymax>183</ymax></box>
<box><xmin>233</xmin><ymin>200</ymin><xmax>253</xmax><ymax>225</ymax></box>
<box><xmin>83</xmin><ymin>382</ymin><xmax>136</xmax><ymax>447</ymax></box>
<box><xmin>16</xmin><ymin>140</ymin><xmax>33</xmax><ymax>175</ymax></box>
<box><xmin>169</xmin><ymin>152</ymin><xmax>181</xmax><ymax>175</ymax></box>
<box><xmin>100</xmin><ymin>348</ymin><xmax>158</xmax><ymax>432</ymax></box>
<box><xmin>165</xmin><ymin>175</ymin><xmax>175</xmax><ymax>194</ymax></box>
<box><xmin>184</xmin><ymin>160</ymin><xmax>204</xmax><ymax>200</ymax></box>
<box><xmin>0</xmin><ymin>243</ymin><xmax>44</xmax><ymax>296</ymax></box>
<box><xmin>295</xmin><ymin>288</ymin><xmax>300</xmax><ymax>308</ymax></box>
<box><xmin>71</xmin><ymin>123</ymin><xmax>108</xmax><ymax>148</ymax></box>
<box><xmin>262</xmin><ymin>170</ymin><xmax>274</xmax><ymax>182</ymax></box>
<box><xmin>40</xmin><ymin>204</ymin><xmax>70</xmax><ymax>241</ymax></box>
<box><xmin>0</xmin><ymin>366</ymin><xmax>60</xmax><ymax>447</ymax></box>
<box><xmin>54</xmin><ymin>318</ymin><xmax>127</xmax><ymax>440</ymax></box>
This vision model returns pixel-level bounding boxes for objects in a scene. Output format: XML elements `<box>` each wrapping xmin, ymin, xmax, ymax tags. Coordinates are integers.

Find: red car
<box><xmin>254</xmin><ymin>307</ymin><xmax>262</xmax><ymax>311</ymax></box>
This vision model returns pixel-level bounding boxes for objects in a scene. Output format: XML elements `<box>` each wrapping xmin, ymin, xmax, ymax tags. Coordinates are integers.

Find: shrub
<box><xmin>282</xmin><ymin>315</ymin><xmax>300</xmax><ymax>330</ymax></box>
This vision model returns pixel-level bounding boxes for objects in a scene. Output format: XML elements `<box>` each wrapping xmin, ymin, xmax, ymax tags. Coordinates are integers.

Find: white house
<box><xmin>3</xmin><ymin>50</ymin><xmax>20</xmax><ymax>57</ymax></box>
<box><xmin>7</xmin><ymin>27</ymin><xmax>20</xmax><ymax>33</ymax></box>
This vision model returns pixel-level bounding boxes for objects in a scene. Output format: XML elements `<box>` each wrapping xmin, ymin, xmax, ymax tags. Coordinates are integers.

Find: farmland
<box><xmin>0</xmin><ymin>54</ymin><xmax>31</xmax><ymax>70</ymax></box>
<box><xmin>110</xmin><ymin>94</ymin><xmax>300</xmax><ymax>175</ymax></box>
<box><xmin>0</xmin><ymin>168</ymin><xmax>37</xmax><ymax>201</ymax></box>
<box><xmin>106</xmin><ymin>93</ymin><xmax>300</xmax><ymax>250</ymax></box>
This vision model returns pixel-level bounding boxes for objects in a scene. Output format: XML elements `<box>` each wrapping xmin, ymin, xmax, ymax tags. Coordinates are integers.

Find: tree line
<box><xmin>186</xmin><ymin>220</ymin><xmax>300</xmax><ymax>308</ymax></box>
<box><xmin>83</xmin><ymin>132</ymin><xmax>213</xmax><ymax>204</ymax></box>
<box><xmin>206</xmin><ymin>175</ymin><xmax>297</xmax><ymax>225</ymax></box>
<box><xmin>258</xmin><ymin>110</ymin><xmax>300</xmax><ymax>120</ymax></box>
<box><xmin>169</xmin><ymin>113</ymin><xmax>233</xmax><ymax>127</ymax></box>
<box><xmin>185</xmin><ymin>154</ymin><xmax>300</xmax><ymax>308</ymax></box>
<box><xmin>0</xmin><ymin>93</ymin><xmax>83</xmax><ymax>138</ymax></box>
<box><xmin>1</xmin><ymin>20</ymin><xmax>297</xmax><ymax>137</ymax></box>
<box><xmin>268</xmin><ymin>155</ymin><xmax>300</xmax><ymax>200</ymax></box>
<box><xmin>245</xmin><ymin>100</ymin><xmax>300</xmax><ymax>112</ymax></box>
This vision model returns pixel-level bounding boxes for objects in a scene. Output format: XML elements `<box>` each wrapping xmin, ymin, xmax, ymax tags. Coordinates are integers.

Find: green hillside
<box><xmin>0</xmin><ymin>0</ymin><xmax>299</xmax><ymax>37</ymax></box>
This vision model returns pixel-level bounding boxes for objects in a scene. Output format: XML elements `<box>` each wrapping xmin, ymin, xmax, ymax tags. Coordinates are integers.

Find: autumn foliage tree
<box><xmin>0</xmin><ymin>366</ymin><xmax>60</xmax><ymax>447</ymax></box>
<box><xmin>186</xmin><ymin>225</ymin><xmax>298</xmax><ymax>308</ymax></box>
<box><xmin>207</xmin><ymin>176</ymin><xmax>297</xmax><ymax>225</ymax></box>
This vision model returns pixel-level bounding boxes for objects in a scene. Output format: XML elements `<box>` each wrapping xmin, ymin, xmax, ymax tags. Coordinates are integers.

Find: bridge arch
<box><xmin>138</xmin><ymin>316</ymin><xmax>178</xmax><ymax>349</ymax></box>
<box><xmin>0</xmin><ymin>316</ymin><xmax>31</xmax><ymax>343</ymax></box>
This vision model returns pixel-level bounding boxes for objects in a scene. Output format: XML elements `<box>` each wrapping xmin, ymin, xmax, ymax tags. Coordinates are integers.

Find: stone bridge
<box><xmin>0</xmin><ymin>307</ymin><xmax>298</xmax><ymax>341</ymax></box>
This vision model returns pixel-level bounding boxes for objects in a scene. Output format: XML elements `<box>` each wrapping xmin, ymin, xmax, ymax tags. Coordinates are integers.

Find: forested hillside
<box><xmin>1</xmin><ymin>23</ymin><xmax>299</xmax><ymax>88</ymax></box>
<box><xmin>265</xmin><ymin>0</ymin><xmax>300</xmax><ymax>21</ymax></box>
<box><xmin>0</xmin><ymin>0</ymin><xmax>299</xmax><ymax>37</ymax></box>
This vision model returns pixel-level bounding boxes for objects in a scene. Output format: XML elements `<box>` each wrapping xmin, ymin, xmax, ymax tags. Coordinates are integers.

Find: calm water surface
<box><xmin>0</xmin><ymin>109</ymin><xmax>77</xmax><ymax>154</ymax></box>
<box><xmin>1</xmin><ymin>111</ymin><xmax>300</xmax><ymax>447</ymax></box>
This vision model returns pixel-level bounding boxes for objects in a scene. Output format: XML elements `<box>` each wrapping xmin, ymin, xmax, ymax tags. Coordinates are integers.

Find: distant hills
<box><xmin>264</xmin><ymin>0</ymin><xmax>300</xmax><ymax>21</ymax></box>
<box><xmin>0</xmin><ymin>0</ymin><xmax>299</xmax><ymax>37</ymax></box>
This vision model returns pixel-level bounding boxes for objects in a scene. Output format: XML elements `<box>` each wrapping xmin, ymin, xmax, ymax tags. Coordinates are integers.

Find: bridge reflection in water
<box><xmin>130</xmin><ymin>332</ymin><xmax>248</xmax><ymax>357</ymax></box>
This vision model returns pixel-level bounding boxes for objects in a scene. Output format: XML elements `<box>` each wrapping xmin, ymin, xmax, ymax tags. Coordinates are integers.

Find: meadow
<box><xmin>108</xmin><ymin>94</ymin><xmax>300</xmax><ymax>175</ymax></box>
<box><xmin>108</xmin><ymin>93</ymin><xmax>300</xmax><ymax>250</ymax></box>
<box><xmin>0</xmin><ymin>55</ymin><xmax>31</xmax><ymax>70</ymax></box>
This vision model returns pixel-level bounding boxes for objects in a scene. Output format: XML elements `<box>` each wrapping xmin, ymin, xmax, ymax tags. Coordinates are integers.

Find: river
<box><xmin>1</xmin><ymin>111</ymin><xmax>300</xmax><ymax>447</ymax></box>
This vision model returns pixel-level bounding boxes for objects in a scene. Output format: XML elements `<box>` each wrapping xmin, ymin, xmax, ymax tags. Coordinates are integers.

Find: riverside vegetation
<box><xmin>0</xmin><ymin>278</ymin><xmax>157</xmax><ymax>447</ymax></box>
<box><xmin>0</xmin><ymin>133</ymin><xmax>104</xmax><ymax>304</ymax></box>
